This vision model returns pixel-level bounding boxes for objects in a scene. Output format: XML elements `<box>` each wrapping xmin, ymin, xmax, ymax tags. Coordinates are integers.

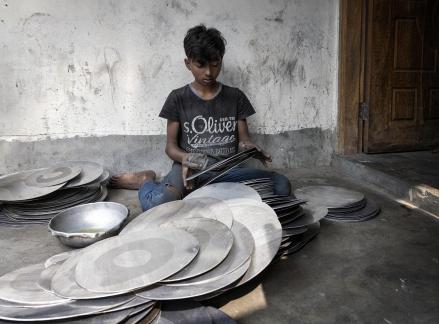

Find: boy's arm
<box><xmin>165</xmin><ymin>120</ymin><xmax>188</xmax><ymax>163</ymax></box>
<box><xmin>237</xmin><ymin>120</ymin><xmax>272</xmax><ymax>165</ymax></box>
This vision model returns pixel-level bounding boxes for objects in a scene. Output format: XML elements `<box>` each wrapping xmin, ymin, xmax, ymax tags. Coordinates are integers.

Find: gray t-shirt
<box><xmin>159</xmin><ymin>84</ymin><xmax>256</xmax><ymax>159</ymax></box>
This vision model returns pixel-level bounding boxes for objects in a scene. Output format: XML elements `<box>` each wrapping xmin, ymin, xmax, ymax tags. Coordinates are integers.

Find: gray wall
<box><xmin>0</xmin><ymin>0</ymin><xmax>339</xmax><ymax>175</ymax></box>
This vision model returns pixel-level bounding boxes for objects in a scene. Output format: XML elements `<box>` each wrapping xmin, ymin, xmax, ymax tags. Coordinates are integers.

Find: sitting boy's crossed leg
<box><xmin>109</xmin><ymin>170</ymin><xmax>156</xmax><ymax>190</ymax></box>
<box><xmin>136</xmin><ymin>163</ymin><xmax>291</xmax><ymax>212</ymax></box>
<box><xmin>137</xmin><ymin>163</ymin><xmax>185</xmax><ymax>211</ymax></box>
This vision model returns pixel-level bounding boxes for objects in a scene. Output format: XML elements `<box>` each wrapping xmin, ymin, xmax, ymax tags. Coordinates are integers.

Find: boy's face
<box><xmin>185</xmin><ymin>58</ymin><xmax>222</xmax><ymax>87</ymax></box>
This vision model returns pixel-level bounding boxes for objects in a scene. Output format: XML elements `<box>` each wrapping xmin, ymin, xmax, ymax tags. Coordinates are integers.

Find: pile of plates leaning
<box><xmin>239</xmin><ymin>178</ymin><xmax>326</xmax><ymax>258</ymax></box>
<box><xmin>0</xmin><ymin>182</ymin><xmax>281</xmax><ymax>322</ymax></box>
<box><xmin>0</xmin><ymin>161</ymin><xmax>109</xmax><ymax>226</ymax></box>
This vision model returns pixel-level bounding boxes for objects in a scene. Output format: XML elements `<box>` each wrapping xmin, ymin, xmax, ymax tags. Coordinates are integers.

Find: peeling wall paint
<box><xmin>0</xmin><ymin>0</ymin><xmax>339</xmax><ymax>142</ymax></box>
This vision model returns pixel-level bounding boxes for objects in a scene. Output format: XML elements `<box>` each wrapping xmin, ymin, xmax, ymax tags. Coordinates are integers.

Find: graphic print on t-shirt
<box><xmin>159</xmin><ymin>84</ymin><xmax>256</xmax><ymax>159</ymax></box>
<box><xmin>183</xmin><ymin>115</ymin><xmax>237</xmax><ymax>157</ymax></box>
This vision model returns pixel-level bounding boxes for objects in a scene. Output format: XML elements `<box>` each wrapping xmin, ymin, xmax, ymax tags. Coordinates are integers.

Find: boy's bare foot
<box><xmin>109</xmin><ymin>170</ymin><xmax>156</xmax><ymax>190</ymax></box>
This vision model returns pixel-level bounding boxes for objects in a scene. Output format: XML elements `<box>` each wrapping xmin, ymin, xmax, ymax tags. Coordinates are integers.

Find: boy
<box><xmin>111</xmin><ymin>25</ymin><xmax>291</xmax><ymax>211</ymax></box>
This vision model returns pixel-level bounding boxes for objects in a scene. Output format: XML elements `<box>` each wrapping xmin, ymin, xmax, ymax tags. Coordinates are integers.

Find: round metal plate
<box><xmin>75</xmin><ymin>228</ymin><xmax>199</xmax><ymax>294</ymax></box>
<box><xmin>0</xmin><ymin>186</ymin><xmax>107</xmax><ymax>225</ymax></box>
<box><xmin>100</xmin><ymin>297</ymin><xmax>154</xmax><ymax>314</ymax></box>
<box><xmin>282</xmin><ymin>203</ymin><xmax>328</xmax><ymax>229</ymax></box>
<box><xmin>62</xmin><ymin>307</ymin><xmax>134</xmax><ymax>324</ymax></box>
<box><xmin>120</xmin><ymin>198</ymin><xmax>233</xmax><ymax>236</ymax></box>
<box><xmin>294</xmin><ymin>185</ymin><xmax>365</xmax><ymax>209</ymax></box>
<box><xmin>0</xmin><ymin>263</ymin><xmax>70</xmax><ymax>305</ymax></box>
<box><xmin>278</xmin><ymin>222</ymin><xmax>321</xmax><ymax>256</ymax></box>
<box><xmin>0</xmin><ymin>298</ymin><xmax>53</xmax><ymax>308</ymax></box>
<box><xmin>161</xmin><ymin>218</ymin><xmax>234</xmax><ymax>282</ymax></box>
<box><xmin>224</xmin><ymin>198</ymin><xmax>282</xmax><ymax>287</ymax></box>
<box><xmin>137</xmin><ymin>304</ymin><xmax>161</xmax><ymax>324</ymax></box>
<box><xmin>125</xmin><ymin>305</ymin><xmax>157</xmax><ymax>323</ymax></box>
<box><xmin>51</xmin><ymin>251</ymin><xmax>114</xmax><ymax>300</ymax></box>
<box><xmin>25</xmin><ymin>166</ymin><xmax>81</xmax><ymax>188</ymax></box>
<box><xmin>0</xmin><ymin>170</ymin><xmax>65</xmax><ymax>202</ymax></box>
<box><xmin>0</xmin><ymin>294</ymin><xmax>134</xmax><ymax>321</ymax></box>
<box><xmin>38</xmin><ymin>263</ymin><xmax>59</xmax><ymax>293</ymax></box>
<box><xmin>44</xmin><ymin>251</ymin><xmax>79</xmax><ymax>269</ymax></box>
<box><xmin>178</xmin><ymin>198</ymin><xmax>234</xmax><ymax>229</ymax></box>
<box><xmin>282</xmin><ymin>226</ymin><xmax>308</xmax><ymax>238</ymax></box>
<box><xmin>326</xmin><ymin>199</ymin><xmax>380</xmax><ymax>222</ymax></box>
<box><xmin>81</xmin><ymin>169</ymin><xmax>110</xmax><ymax>188</ymax></box>
<box><xmin>165</xmin><ymin>220</ymin><xmax>254</xmax><ymax>287</ymax></box>
<box><xmin>184</xmin><ymin>182</ymin><xmax>261</xmax><ymax>202</ymax></box>
<box><xmin>136</xmin><ymin>258</ymin><xmax>251</xmax><ymax>300</ymax></box>
<box><xmin>120</xmin><ymin>201</ymin><xmax>185</xmax><ymax>235</ymax></box>
<box><xmin>328</xmin><ymin>198</ymin><xmax>367</xmax><ymax>213</ymax></box>
<box><xmin>63</xmin><ymin>161</ymin><xmax>104</xmax><ymax>188</ymax></box>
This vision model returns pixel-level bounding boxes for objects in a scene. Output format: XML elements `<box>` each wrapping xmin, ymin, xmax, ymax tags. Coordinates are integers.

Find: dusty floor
<box><xmin>339</xmin><ymin>151</ymin><xmax>439</xmax><ymax>189</ymax></box>
<box><xmin>0</xmin><ymin>167</ymin><xmax>438</xmax><ymax>324</ymax></box>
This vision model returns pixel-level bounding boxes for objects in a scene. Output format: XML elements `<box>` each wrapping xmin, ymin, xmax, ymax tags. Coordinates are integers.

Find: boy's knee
<box><xmin>138</xmin><ymin>183</ymin><xmax>182</xmax><ymax>212</ymax></box>
<box><xmin>272</xmin><ymin>173</ymin><xmax>291</xmax><ymax>196</ymax></box>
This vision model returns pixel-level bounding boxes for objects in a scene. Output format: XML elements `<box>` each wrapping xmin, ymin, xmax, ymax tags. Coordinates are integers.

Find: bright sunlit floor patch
<box><xmin>220</xmin><ymin>284</ymin><xmax>268</xmax><ymax>320</ymax></box>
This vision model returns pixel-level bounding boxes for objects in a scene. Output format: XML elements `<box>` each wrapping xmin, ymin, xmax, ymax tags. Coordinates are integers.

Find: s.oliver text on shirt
<box><xmin>183</xmin><ymin>115</ymin><xmax>237</xmax><ymax>149</ymax></box>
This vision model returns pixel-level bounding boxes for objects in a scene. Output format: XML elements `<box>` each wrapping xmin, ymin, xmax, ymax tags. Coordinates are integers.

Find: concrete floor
<box><xmin>0</xmin><ymin>167</ymin><xmax>438</xmax><ymax>323</ymax></box>
<box><xmin>332</xmin><ymin>152</ymin><xmax>439</xmax><ymax>218</ymax></box>
<box><xmin>339</xmin><ymin>151</ymin><xmax>439</xmax><ymax>189</ymax></box>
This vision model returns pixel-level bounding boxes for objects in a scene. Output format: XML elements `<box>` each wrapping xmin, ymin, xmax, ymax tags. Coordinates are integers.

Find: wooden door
<box><xmin>364</xmin><ymin>0</ymin><xmax>439</xmax><ymax>153</ymax></box>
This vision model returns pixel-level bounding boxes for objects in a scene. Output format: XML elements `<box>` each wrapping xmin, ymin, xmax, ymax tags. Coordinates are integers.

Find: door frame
<box><xmin>337</xmin><ymin>0</ymin><xmax>367</xmax><ymax>154</ymax></box>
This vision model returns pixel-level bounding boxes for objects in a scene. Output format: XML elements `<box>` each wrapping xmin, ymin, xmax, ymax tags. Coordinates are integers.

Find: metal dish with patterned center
<box><xmin>165</xmin><ymin>220</ymin><xmax>254</xmax><ymax>287</ymax></box>
<box><xmin>0</xmin><ymin>170</ymin><xmax>65</xmax><ymax>202</ymax></box>
<box><xmin>224</xmin><ymin>198</ymin><xmax>282</xmax><ymax>287</ymax></box>
<box><xmin>25</xmin><ymin>165</ymin><xmax>82</xmax><ymax>188</ymax></box>
<box><xmin>63</xmin><ymin>161</ymin><xmax>104</xmax><ymax>188</ymax></box>
<box><xmin>161</xmin><ymin>218</ymin><xmax>234</xmax><ymax>282</ymax></box>
<box><xmin>51</xmin><ymin>251</ymin><xmax>114</xmax><ymax>300</ymax></box>
<box><xmin>74</xmin><ymin>228</ymin><xmax>199</xmax><ymax>294</ymax></box>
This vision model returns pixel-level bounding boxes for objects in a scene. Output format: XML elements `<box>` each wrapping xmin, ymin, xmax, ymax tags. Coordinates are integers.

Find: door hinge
<box><xmin>359</xmin><ymin>102</ymin><xmax>369</xmax><ymax>120</ymax></box>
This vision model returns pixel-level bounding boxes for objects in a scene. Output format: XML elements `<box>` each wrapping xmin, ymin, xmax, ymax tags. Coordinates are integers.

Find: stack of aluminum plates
<box><xmin>239</xmin><ymin>178</ymin><xmax>325</xmax><ymax>258</ymax></box>
<box><xmin>0</xmin><ymin>260</ymin><xmax>159</xmax><ymax>323</ymax></box>
<box><xmin>0</xmin><ymin>162</ymin><xmax>109</xmax><ymax>226</ymax></box>
<box><xmin>294</xmin><ymin>186</ymin><xmax>380</xmax><ymax>222</ymax></box>
<box><xmin>241</xmin><ymin>181</ymin><xmax>381</xmax><ymax>258</ymax></box>
<box><xmin>240</xmin><ymin>178</ymin><xmax>274</xmax><ymax>198</ymax></box>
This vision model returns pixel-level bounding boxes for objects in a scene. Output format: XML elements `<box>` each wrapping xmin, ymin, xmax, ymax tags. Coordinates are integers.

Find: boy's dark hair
<box><xmin>184</xmin><ymin>24</ymin><xmax>226</xmax><ymax>64</ymax></box>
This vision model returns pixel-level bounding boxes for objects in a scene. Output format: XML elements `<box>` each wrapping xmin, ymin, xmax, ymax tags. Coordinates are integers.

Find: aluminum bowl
<box><xmin>48</xmin><ymin>202</ymin><xmax>129</xmax><ymax>248</ymax></box>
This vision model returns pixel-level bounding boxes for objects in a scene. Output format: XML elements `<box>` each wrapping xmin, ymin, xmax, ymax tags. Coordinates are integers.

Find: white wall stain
<box><xmin>0</xmin><ymin>0</ymin><xmax>339</xmax><ymax>141</ymax></box>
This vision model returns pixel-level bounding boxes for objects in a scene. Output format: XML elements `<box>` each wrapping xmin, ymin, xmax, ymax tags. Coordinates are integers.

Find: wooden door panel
<box><xmin>365</xmin><ymin>0</ymin><xmax>439</xmax><ymax>152</ymax></box>
<box><xmin>426</xmin><ymin>88</ymin><xmax>439</xmax><ymax>119</ymax></box>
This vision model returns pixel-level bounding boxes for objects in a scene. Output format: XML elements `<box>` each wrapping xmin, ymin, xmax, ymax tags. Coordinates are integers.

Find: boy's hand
<box><xmin>183</xmin><ymin>153</ymin><xmax>209</xmax><ymax>170</ymax></box>
<box><xmin>239</xmin><ymin>141</ymin><xmax>272</xmax><ymax>166</ymax></box>
<box><xmin>182</xmin><ymin>153</ymin><xmax>208</xmax><ymax>189</ymax></box>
